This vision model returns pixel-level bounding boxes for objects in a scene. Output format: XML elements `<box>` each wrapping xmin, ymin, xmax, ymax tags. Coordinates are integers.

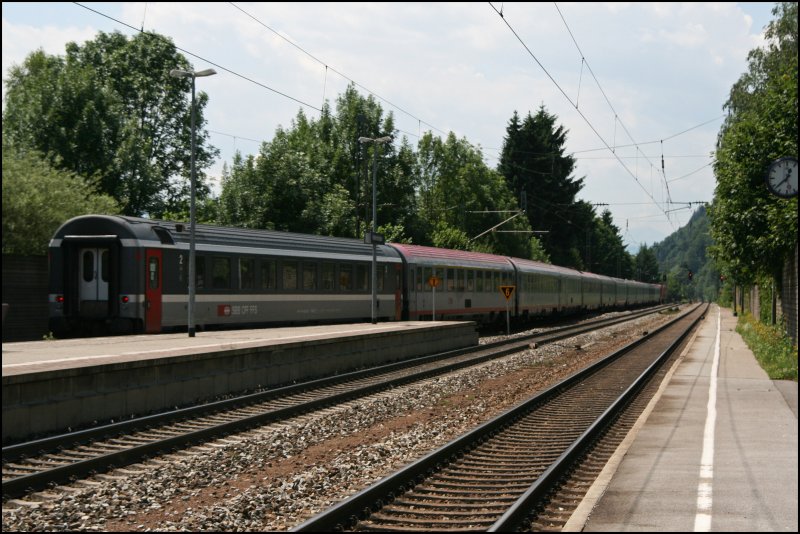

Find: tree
<box><xmin>219</xmin><ymin>85</ymin><xmax>419</xmax><ymax>241</ymax></box>
<box><xmin>709</xmin><ymin>2</ymin><xmax>798</xmax><ymax>286</ymax></box>
<box><xmin>634</xmin><ymin>244</ymin><xmax>661</xmax><ymax>283</ymax></box>
<box><xmin>2</xmin><ymin>143</ymin><xmax>119</xmax><ymax>255</ymax></box>
<box><xmin>414</xmin><ymin>131</ymin><xmax>532</xmax><ymax>257</ymax></box>
<box><xmin>589</xmin><ymin>209</ymin><xmax>633</xmax><ymax>278</ymax></box>
<box><xmin>498</xmin><ymin>106</ymin><xmax>587</xmax><ymax>267</ymax></box>
<box><xmin>652</xmin><ymin>207</ymin><xmax>720</xmax><ymax>301</ymax></box>
<box><xmin>3</xmin><ymin>31</ymin><xmax>218</xmax><ymax>217</ymax></box>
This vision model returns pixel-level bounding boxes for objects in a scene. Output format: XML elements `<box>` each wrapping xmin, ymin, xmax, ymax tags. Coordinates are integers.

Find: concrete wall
<box><xmin>3</xmin><ymin>322</ymin><xmax>477</xmax><ymax>443</ymax></box>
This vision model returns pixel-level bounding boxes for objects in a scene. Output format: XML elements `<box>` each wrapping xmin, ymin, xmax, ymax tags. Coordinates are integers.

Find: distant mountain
<box><xmin>651</xmin><ymin>206</ymin><xmax>719</xmax><ymax>301</ymax></box>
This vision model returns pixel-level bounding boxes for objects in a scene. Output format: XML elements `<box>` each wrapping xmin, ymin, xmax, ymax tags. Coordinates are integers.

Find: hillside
<box><xmin>651</xmin><ymin>206</ymin><xmax>719</xmax><ymax>301</ymax></box>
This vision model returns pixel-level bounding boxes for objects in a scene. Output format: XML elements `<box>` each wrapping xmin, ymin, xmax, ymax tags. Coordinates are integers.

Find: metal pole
<box><xmin>506</xmin><ymin>299</ymin><xmax>510</xmax><ymax>335</ymax></box>
<box><xmin>371</xmin><ymin>143</ymin><xmax>379</xmax><ymax>324</ymax></box>
<box><xmin>432</xmin><ymin>284</ymin><xmax>436</xmax><ymax>321</ymax></box>
<box><xmin>188</xmin><ymin>75</ymin><xmax>196</xmax><ymax>337</ymax></box>
<box><xmin>171</xmin><ymin>67</ymin><xmax>215</xmax><ymax>337</ymax></box>
<box><xmin>358</xmin><ymin>135</ymin><xmax>390</xmax><ymax>324</ymax></box>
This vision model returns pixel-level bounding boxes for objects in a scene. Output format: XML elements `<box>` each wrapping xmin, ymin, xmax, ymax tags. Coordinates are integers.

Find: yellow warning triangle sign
<box><xmin>500</xmin><ymin>285</ymin><xmax>515</xmax><ymax>300</ymax></box>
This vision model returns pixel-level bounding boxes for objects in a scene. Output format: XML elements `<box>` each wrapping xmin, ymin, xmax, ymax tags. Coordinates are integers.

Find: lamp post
<box><xmin>358</xmin><ymin>135</ymin><xmax>392</xmax><ymax>324</ymax></box>
<box><xmin>170</xmin><ymin>67</ymin><xmax>216</xmax><ymax>337</ymax></box>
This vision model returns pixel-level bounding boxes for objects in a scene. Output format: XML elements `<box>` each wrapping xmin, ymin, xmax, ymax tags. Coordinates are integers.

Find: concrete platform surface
<box><xmin>1</xmin><ymin>321</ymin><xmax>468</xmax><ymax>376</ymax></box>
<box><xmin>569</xmin><ymin>304</ymin><xmax>797</xmax><ymax>532</ymax></box>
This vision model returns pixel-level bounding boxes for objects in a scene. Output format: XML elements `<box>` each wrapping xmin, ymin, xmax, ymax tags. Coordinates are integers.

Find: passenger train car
<box><xmin>48</xmin><ymin>215</ymin><xmax>664</xmax><ymax>336</ymax></box>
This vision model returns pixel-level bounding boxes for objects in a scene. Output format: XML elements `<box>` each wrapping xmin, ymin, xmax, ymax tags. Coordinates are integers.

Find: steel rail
<box><xmin>291</xmin><ymin>303</ymin><xmax>705</xmax><ymax>531</ymax></box>
<box><xmin>3</xmin><ymin>305</ymin><xmax>671</xmax><ymax>499</ymax></box>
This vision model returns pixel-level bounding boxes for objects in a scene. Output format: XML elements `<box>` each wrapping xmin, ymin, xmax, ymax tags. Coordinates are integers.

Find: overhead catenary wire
<box><xmin>74</xmin><ymin>2</ymin><xmax>429</xmax><ymax>151</ymax></box>
<box><xmin>228</xmin><ymin>2</ymin><xmax>451</xmax><ymax>139</ymax></box>
<box><xmin>488</xmin><ymin>2</ymin><xmax>674</xmax><ymax>228</ymax></box>
<box><xmin>553</xmin><ymin>2</ymin><xmax>678</xmax><ymax>221</ymax></box>
<box><xmin>71</xmin><ymin>2</ymin><xmax>714</xmax><ymax>242</ymax></box>
<box><xmin>74</xmin><ymin>2</ymin><xmax>323</xmax><ymax>112</ymax></box>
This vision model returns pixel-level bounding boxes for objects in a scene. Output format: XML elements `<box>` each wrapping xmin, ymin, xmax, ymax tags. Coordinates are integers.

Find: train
<box><xmin>47</xmin><ymin>215</ymin><xmax>665</xmax><ymax>336</ymax></box>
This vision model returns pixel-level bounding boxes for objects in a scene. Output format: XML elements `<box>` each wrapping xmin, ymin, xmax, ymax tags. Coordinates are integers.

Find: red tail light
<box><xmin>56</xmin><ymin>295</ymin><xmax>65</xmax><ymax>303</ymax></box>
<box><xmin>121</xmin><ymin>295</ymin><xmax>130</xmax><ymax>303</ymax></box>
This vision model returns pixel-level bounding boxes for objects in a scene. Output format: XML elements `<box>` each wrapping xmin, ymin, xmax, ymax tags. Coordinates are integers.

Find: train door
<box><xmin>144</xmin><ymin>248</ymin><xmax>163</xmax><ymax>333</ymax></box>
<box><xmin>79</xmin><ymin>247</ymin><xmax>109</xmax><ymax>318</ymax></box>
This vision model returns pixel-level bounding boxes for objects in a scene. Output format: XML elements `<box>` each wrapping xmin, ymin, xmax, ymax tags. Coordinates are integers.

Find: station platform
<box><xmin>568</xmin><ymin>305</ymin><xmax>798</xmax><ymax>532</ymax></box>
<box><xmin>2</xmin><ymin>321</ymin><xmax>477</xmax><ymax>443</ymax></box>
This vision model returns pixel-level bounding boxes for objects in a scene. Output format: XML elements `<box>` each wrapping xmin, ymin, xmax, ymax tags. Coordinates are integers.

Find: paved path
<box><xmin>570</xmin><ymin>304</ymin><xmax>797</xmax><ymax>532</ymax></box>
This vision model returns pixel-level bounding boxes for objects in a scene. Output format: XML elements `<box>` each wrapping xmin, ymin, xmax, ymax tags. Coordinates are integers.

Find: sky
<box><xmin>1</xmin><ymin>2</ymin><xmax>779</xmax><ymax>251</ymax></box>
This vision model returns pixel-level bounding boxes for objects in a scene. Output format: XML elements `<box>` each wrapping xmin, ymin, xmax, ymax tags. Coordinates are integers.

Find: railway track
<box><xmin>2</xmin><ymin>305</ymin><xmax>672</xmax><ymax>500</ymax></box>
<box><xmin>292</xmin><ymin>303</ymin><xmax>707</xmax><ymax>532</ymax></box>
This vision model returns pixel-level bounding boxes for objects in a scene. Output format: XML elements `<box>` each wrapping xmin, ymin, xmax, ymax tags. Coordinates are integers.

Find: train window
<box><xmin>149</xmin><ymin>257</ymin><xmax>159</xmax><ymax>289</ymax></box>
<box><xmin>82</xmin><ymin>251</ymin><xmax>94</xmax><ymax>282</ymax></box>
<box><xmin>416</xmin><ymin>267</ymin><xmax>422</xmax><ymax>292</ymax></box>
<box><xmin>101</xmin><ymin>250</ymin><xmax>109</xmax><ymax>282</ymax></box>
<box><xmin>423</xmin><ymin>267</ymin><xmax>432</xmax><ymax>292</ymax></box>
<box><xmin>240</xmin><ymin>258</ymin><xmax>255</xmax><ymax>290</ymax></box>
<box><xmin>260</xmin><ymin>260</ymin><xmax>276</xmax><ymax>290</ymax></box>
<box><xmin>212</xmin><ymin>257</ymin><xmax>231</xmax><ymax>289</ymax></box>
<box><xmin>356</xmin><ymin>264</ymin><xmax>368</xmax><ymax>291</ymax></box>
<box><xmin>476</xmin><ymin>271</ymin><xmax>484</xmax><ymax>292</ymax></box>
<box><xmin>457</xmin><ymin>269</ymin><xmax>465</xmax><ymax>292</ymax></box>
<box><xmin>282</xmin><ymin>261</ymin><xmax>298</xmax><ymax>291</ymax></box>
<box><xmin>321</xmin><ymin>263</ymin><xmax>335</xmax><ymax>291</ymax></box>
<box><xmin>377</xmin><ymin>264</ymin><xmax>386</xmax><ymax>292</ymax></box>
<box><xmin>447</xmin><ymin>269</ymin><xmax>455</xmax><ymax>292</ymax></box>
<box><xmin>467</xmin><ymin>270</ymin><xmax>474</xmax><ymax>292</ymax></box>
<box><xmin>339</xmin><ymin>264</ymin><xmax>353</xmax><ymax>291</ymax></box>
<box><xmin>303</xmin><ymin>263</ymin><xmax>318</xmax><ymax>291</ymax></box>
<box><xmin>196</xmin><ymin>257</ymin><xmax>206</xmax><ymax>290</ymax></box>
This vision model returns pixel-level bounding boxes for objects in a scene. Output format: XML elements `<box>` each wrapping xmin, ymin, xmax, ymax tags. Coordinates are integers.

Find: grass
<box><xmin>736</xmin><ymin>313</ymin><xmax>798</xmax><ymax>381</ymax></box>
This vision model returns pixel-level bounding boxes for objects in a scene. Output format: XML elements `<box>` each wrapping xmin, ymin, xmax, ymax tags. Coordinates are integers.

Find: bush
<box><xmin>736</xmin><ymin>313</ymin><xmax>798</xmax><ymax>381</ymax></box>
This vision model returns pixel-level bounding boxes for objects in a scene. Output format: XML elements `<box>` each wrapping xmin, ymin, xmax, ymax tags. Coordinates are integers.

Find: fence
<box><xmin>737</xmin><ymin>240</ymin><xmax>798</xmax><ymax>347</ymax></box>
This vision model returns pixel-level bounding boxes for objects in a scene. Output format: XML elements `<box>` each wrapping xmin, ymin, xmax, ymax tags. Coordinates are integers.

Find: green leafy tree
<box><xmin>414</xmin><ymin>131</ymin><xmax>532</xmax><ymax>256</ymax></box>
<box><xmin>709</xmin><ymin>2</ymin><xmax>798</xmax><ymax>286</ymax></box>
<box><xmin>528</xmin><ymin>236</ymin><xmax>551</xmax><ymax>263</ymax></box>
<box><xmin>3</xmin><ymin>31</ymin><xmax>218</xmax><ymax>217</ymax></box>
<box><xmin>652</xmin><ymin>207</ymin><xmax>720</xmax><ymax>300</ymax></box>
<box><xmin>332</xmin><ymin>86</ymin><xmax>420</xmax><ymax>239</ymax></box>
<box><xmin>2</xmin><ymin>143</ymin><xmax>119</xmax><ymax>255</ymax></box>
<box><xmin>219</xmin><ymin>86</ymin><xmax>418</xmax><ymax>241</ymax></box>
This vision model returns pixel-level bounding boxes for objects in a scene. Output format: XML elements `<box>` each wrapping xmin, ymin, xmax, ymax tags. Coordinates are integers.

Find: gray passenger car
<box><xmin>49</xmin><ymin>215</ymin><xmax>402</xmax><ymax>335</ymax></box>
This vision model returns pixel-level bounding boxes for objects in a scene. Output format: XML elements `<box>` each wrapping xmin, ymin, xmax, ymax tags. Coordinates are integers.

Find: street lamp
<box><xmin>170</xmin><ymin>67</ymin><xmax>217</xmax><ymax>337</ymax></box>
<box><xmin>358</xmin><ymin>135</ymin><xmax>392</xmax><ymax>324</ymax></box>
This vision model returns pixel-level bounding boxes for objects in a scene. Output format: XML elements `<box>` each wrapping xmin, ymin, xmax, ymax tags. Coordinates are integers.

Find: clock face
<box><xmin>766</xmin><ymin>157</ymin><xmax>799</xmax><ymax>198</ymax></box>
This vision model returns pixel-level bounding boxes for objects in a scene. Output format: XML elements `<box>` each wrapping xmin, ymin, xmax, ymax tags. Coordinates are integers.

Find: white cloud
<box><xmin>1</xmin><ymin>19</ymin><xmax>97</xmax><ymax>102</ymax></box>
<box><xmin>1</xmin><ymin>2</ymin><xmax>775</xmax><ymax>249</ymax></box>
